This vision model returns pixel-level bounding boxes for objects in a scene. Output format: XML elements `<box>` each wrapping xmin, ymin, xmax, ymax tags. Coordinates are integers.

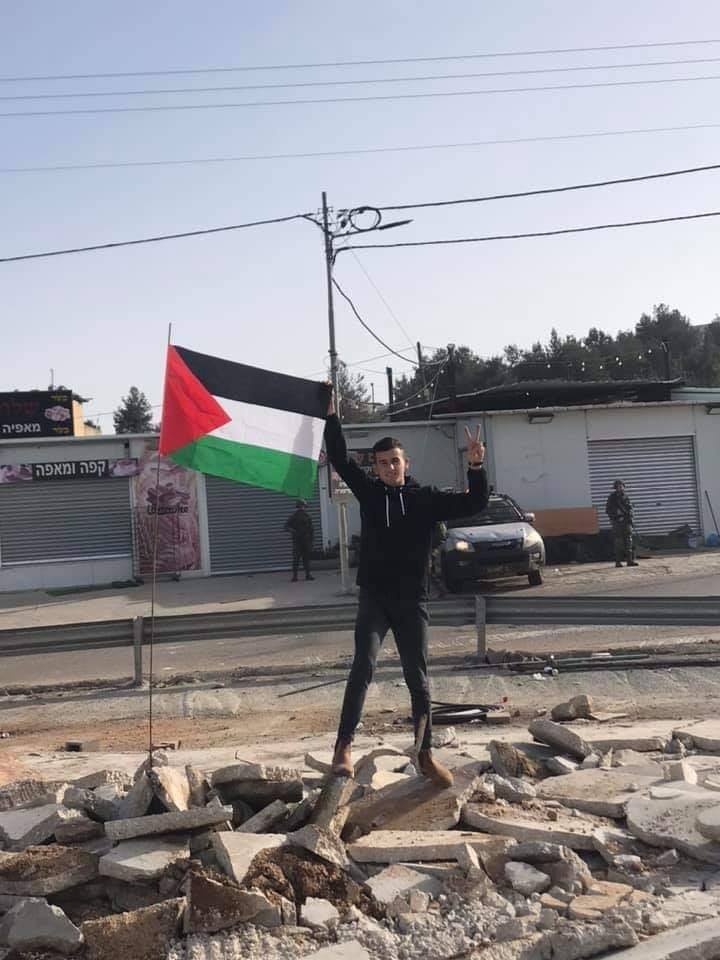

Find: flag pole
<box><xmin>148</xmin><ymin>322</ymin><xmax>172</xmax><ymax>766</ymax></box>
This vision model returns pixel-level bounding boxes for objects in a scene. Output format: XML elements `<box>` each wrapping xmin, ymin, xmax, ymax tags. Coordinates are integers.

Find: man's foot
<box><xmin>306</xmin><ymin>574</ymin><xmax>315</xmax><ymax>581</ymax></box>
<box><xmin>615</xmin><ymin>561</ymin><xmax>623</xmax><ymax>568</ymax></box>
<box><xmin>331</xmin><ymin>738</ymin><xmax>353</xmax><ymax>778</ymax></box>
<box><xmin>627</xmin><ymin>560</ymin><xmax>639</xmax><ymax>567</ymax></box>
<box><xmin>418</xmin><ymin>749</ymin><xmax>454</xmax><ymax>788</ymax></box>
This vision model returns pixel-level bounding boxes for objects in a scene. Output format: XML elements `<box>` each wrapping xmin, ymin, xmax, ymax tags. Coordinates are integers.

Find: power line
<box><xmin>340</xmin><ymin>209</ymin><xmax>720</xmax><ymax>253</ymax></box>
<box><xmin>0</xmin><ymin>213</ymin><xmax>311</xmax><ymax>264</ymax></box>
<box><xmin>379</xmin><ymin>161</ymin><xmax>720</xmax><ymax>212</ymax></box>
<box><xmin>5</xmin><ymin>55</ymin><xmax>720</xmax><ymax>102</ymax></box>
<box><xmin>7</xmin><ymin>71</ymin><xmax>720</xmax><ymax>119</ymax></box>
<box><xmin>6</xmin><ymin>120</ymin><xmax>720</xmax><ymax>174</ymax></box>
<box><xmin>332</xmin><ymin>277</ymin><xmax>422</xmax><ymax>365</ymax></box>
<box><xmin>3</xmin><ymin>39</ymin><xmax>720</xmax><ymax>83</ymax></box>
<box><xmin>349</xmin><ymin>251</ymin><xmax>415</xmax><ymax>349</ymax></box>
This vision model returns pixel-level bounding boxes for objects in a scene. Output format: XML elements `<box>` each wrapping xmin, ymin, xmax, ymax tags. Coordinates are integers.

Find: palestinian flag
<box><xmin>159</xmin><ymin>345</ymin><xmax>330</xmax><ymax>498</ymax></box>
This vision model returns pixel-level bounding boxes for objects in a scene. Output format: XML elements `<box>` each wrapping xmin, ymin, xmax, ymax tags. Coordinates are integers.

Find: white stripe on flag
<box><xmin>209</xmin><ymin>396</ymin><xmax>324</xmax><ymax>461</ymax></box>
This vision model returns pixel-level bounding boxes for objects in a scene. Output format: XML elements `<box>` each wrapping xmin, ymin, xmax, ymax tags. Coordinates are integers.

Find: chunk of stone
<box><xmin>354</xmin><ymin>748</ymin><xmax>408</xmax><ymax>786</ymax></box>
<box><xmin>462</xmin><ymin>804</ymin><xmax>597</xmax><ymax>851</ymax></box>
<box><xmin>184</xmin><ymin>870</ymin><xmax>284</xmax><ymax>933</ymax></box>
<box><xmin>216</xmin><ymin>778</ymin><xmax>304</xmax><ymax>805</ymax></box>
<box><xmin>0</xmin><ymin>779</ymin><xmax>66</xmax><ymax>812</ymax></box>
<box><xmin>528</xmin><ymin>719</ymin><xmax>592</xmax><ymax>761</ymax></box>
<box><xmin>551</xmin><ymin>695</ymin><xmax>593</xmax><ymax>723</ymax></box>
<box><xmin>486</xmin><ymin>774</ymin><xmax>537</xmax><ymax>803</ymax></box>
<box><xmin>535</xmin><ymin>850</ymin><xmax>592</xmax><ymax>893</ymax></box>
<box><xmin>540</xmin><ymin>893</ymin><xmax>567</xmax><ymax>914</ymax></box>
<box><xmin>0</xmin><ymin>845</ymin><xmax>98</xmax><ymax>896</ymax></box>
<box><xmin>211</xmin><ymin>762</ymin><xmax>300</xmax><ymax>785</ymax></box>
<box><xmin>536</xmin><ymin>768</ymin><xmax>658</xmax><ymax>817</ymax></box>
<box><xmin>569</xmin><ymin>895</ymin><xmax>618</xmax><ymax>921</ymax></box>
<box><xmin>370</xmin><ymin>771</ymin><xmax>411</xmax><ymax>790</ymax></box>
<box><xmin>504</xmin><ymin>861</ymin><xmax>551</xmax><ymax>895</ymax></box>
<box><xmin>72</xmin><ymin>769</ymin><xmax>130</xmax><ymax>791</ymax></box>
<box><xmin>494</xmin><ymin>915</ymin><xmax>537</xmax><ymax>942</ymax></box>
<box><xmin>365</xmin><ymin>864</ymin><xmax>442</xmax><ymax>905</ymax></box>
<box><xmin>311</xmin><ymin>775</ymin><xmax>356</xmax><ymax>835</ymax></box>
<box><xmin>288</xmin><ymin>824</ymin><xmax>348</xmax><ymax>868</ymax></box>
<box><xmin>0</xmin><ymin>804</ymin><xmax>84</xmax><ymax>851</ymax></box>
<box><xmin>581</xmin><ymin>754</ymin><xmax>601</xmax><ymax>770</ymax></box>
<box><xmin>212</xmin><ymin>832</ymin><xmax>286</xmax><ymax>884</ymax></box>
<box><xmin>489</xmin><ymin>741</ymin><xmax>544</xmax><ymax>780</ymax></box>
<box><xmin>345</xmin><ymin>762</ymin><xmax>481</xmax><ymax>834</ymax></box>
<box><xmin>133</xmin><ymin>752</ymin><xmax>169</xmax><ymax>781</ymax></box>
<box><xmin>348</xmin><ymin>829</ymin><xmax>515</xmax><ymax>868</ymax></box>
<box><xmin>303</xmin><ymin>943</ymin><xmax>370</xmax><ymax>960</ymax></box>
<box><xmin>664</xmin><ymin>760</ymin><xmax>698</xmax><ymax>785</ymax></box>
<box><xmin>117</xmin><ymin>773</ymin><xmax>153</xmax><ymax>819</ymax></box>
<box><xmin>674</xmin><ymin>722</ymin><xmax>720</xmax><ymax>753</ymax></box>
<box><xmin>591</xmin><ymin>735</ymin><xmax>668</xmax><ymax>754</ymax></box>
<box><xmin>105</xmin><ymin>803</ymin><xmax>233</xmax><ymax>841</ymax></box>
<box><xmin>455</xmin><ymin>842</ymin><xmax>488</xmax><ymax>882</ymax></box>
<box><xmin>236</xmin><ymin>799</ymin><xmax>289</xmax><ymax>833</ymax></box>
<box><xmin>510</xmin><ymin>841</ymin><xmax>570</xmax><ymax>864</ymax></box>
<box><xmin>695</xmin><ymin>805</ymin><xmax>720</xmax><ymax>842</ymax></box>
<box><xmin>545</xmin><ymin>757</ymin><xmax>579</xmax><ymax>777</ymax></box>
<box><xmin>54</xmin><ymin>815</ymin><xmax>105</xmax><ymax>844</ymax></box>
<box><xmin>656</xmin><ymin>848</ymin><xmax>680</xmax><ymax>866</ymax></box>
<box><xmin>99</xmin><ymin>838</ymin><xmax>189</xmax><ymax>882</ymax></box>
<box><xmin>148</xmin><ymin>766</ymin><xmax>190</xmax><ymax>812</ymax></box>
<box><xmin>592</xmin><ymin>826</ymin><xmax>645</xmax><ymax>864</ymax></box>
<box><xmin>81</xmin><ymin>897</ymin><xmax>184</xmax><ymax>960</ymax></box>
<box><xmin>185</xmin><ymin>765</ymin><xmax>209</xmax><ymax>807</ymax></box>
<box><xmin>301</xmin><ymin>897</ymin><xmax>340</xmax><ymax>928</ymax></box>
<box><xmin>0</xmin><ymin>898</ymin><xmax>83</xmax><ymax>955</ymax></box>
<box><xmin>285</xmin><ymin>791</ymin><xmax>319</xmax><ymax>832</ymax></box>
<box><xmin>627</xmin><ymin>790</ymin><xmax>720</xmax><ymax>863</ymax></box>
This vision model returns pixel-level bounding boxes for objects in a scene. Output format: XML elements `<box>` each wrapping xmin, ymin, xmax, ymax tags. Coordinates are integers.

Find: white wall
<box><xmin>487</xmin><ymin>411</ymin><xmax>590</xmax><ymax>512</ymax></box>
<box><xmin>692</xmin><ymin>406</ymin><xmax>720</xmax><ymax>537</ymax></box>
<box><xmin>0</xmin><ymin>557</ymin><xmax>132</xmax><ymax>592</ymax></box>
<box><xmin>586</xmin><ymin>405</ymin><xmax>695</xmax><ymax>440</ymax></box>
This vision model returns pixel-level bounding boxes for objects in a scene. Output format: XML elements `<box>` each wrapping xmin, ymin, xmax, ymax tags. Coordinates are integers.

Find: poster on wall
<box><xmin>0</xmin><ymin>459</ymin><xmax>139</xmax><ymax>483</ymax></box>
<box><xmin>0</xmin><ymin>391</ymin><xmax>74</xmax><ymax>438</ymax></box>
<box><xmin>132</xmin><ymin>445</ymin><xmax>201</xmax><ymax>575</ymax></box>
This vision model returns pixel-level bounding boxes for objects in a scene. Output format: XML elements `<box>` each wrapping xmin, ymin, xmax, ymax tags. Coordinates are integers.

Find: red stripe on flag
<box><xmin>159</xmin><ymin>345</ymin><xmax>231</xmax><ymax>455</ymax></box>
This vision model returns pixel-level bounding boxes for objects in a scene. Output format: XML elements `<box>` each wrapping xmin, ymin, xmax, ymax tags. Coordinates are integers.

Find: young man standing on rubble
<box><xmin>324</xmin><ymin>394</ymin><xmax>489</xmax><ymax>787</ymax></box>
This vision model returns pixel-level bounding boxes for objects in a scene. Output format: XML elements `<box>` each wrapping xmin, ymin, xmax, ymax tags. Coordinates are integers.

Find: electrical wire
<box><xmin>0</xmin><ymin>213</ymin><xmax>311</xmax><ymax>264</ymax></box>
<box><xmin>391</xmin><ymin>362</ymin><xmax>448</xmax><ymax>408</ymax></box>
<box><xmin>349</xmin><ymin>251</ymin><xmax>415</xmax><ymax>349</ymax></box>
<box><xmin>4</xmin><ymin>39</ymin><xmax>720</xmax><ymax>83</ymax></box>
<box><xmin>379</xmin><ymin>161</ymin><xmax>720</xmax><ymax>212</ymax></box>
<box><xmin>6</xmin><ymin>121</ymin><xmax>720</xmax><ymax>175</ymax></box>
<box><xmin>332</xmin><ymin>277</ymin><xmax>419</xmax><ymax>364</ymax></box>
<box><xmin>9</xmin><ymin>72</ymin><xmax>720</xmax><ymax>119</ymax></box>
<box><xmin>6</xmin><ymin>55</ymin><xmax>720</xmax><ymax>102</ymax></box>
<box><xmin>339</xmin><ymin>209</ymin><xmax>720</xmax><ymax>254</ymax></box>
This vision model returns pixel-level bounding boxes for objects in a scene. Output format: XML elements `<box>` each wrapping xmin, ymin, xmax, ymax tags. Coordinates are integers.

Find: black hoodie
<box><xmin>324</xmin><ymin>414</ymin><xmax>489</xmax><ymax>599</ymax></box>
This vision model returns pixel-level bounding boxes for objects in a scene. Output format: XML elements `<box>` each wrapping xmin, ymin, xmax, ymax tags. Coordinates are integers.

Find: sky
<box><xmin>2</xmin><ymin>1</ymin><xmax>720</xmax><ymax>429</ymax></box>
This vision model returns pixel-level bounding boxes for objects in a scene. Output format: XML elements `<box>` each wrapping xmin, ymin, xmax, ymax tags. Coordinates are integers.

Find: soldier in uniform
<box><xmin>284</xmin><ymin>500</ymin><xmax>315</xmax><ymax>582</ymax></box>
<box><xmin>605</xmin><ymin>480</ymin><xmax>638</xmax><ymax>568</ymax></box>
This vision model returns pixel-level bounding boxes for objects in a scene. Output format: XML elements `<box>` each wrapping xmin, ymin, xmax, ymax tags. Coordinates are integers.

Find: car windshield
<box><xmin>448</xmin><ymin>498</ymin><xmax>524</xmax><ymax>528</ymax></box>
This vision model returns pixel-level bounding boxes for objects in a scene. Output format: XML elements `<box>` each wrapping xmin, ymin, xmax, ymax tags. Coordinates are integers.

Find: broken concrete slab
<box><xmin>592</xmin><ymin>827</ymin><xmax>648</xmax><ymax>864</ymax></box>
<box><xmin>0</xmin><ymin>803</ymin><xmax>84</xmax><ymax>851</ymax></box>
<box><xmin>211</xmin><ymin>832</ymin><xmax>286</xmax><ymax>884</ymax></box>
<box><xmin>462</xmin><ymin>803</ymin><xmax>597</xmax><ymax>851</ymax></box>
<box><xmin>311</xmin><ymin>775</ymin><xmax>356</xmax><ymax>835</ymax></box>
<box><xmin>594</xmin><ymin>915</ymin><xmax>720</xmax><ymax>959</ymax></box>
<box><xmin>510</xmin><ymin>841</ymin><xmax>572</xmax><ymax>863</ymax></box>
<box><xmin>81</xmin><ymin>897</ymin><xmax>184</xmax><ymax>960</ymax></box>
<box><xmin>0</xmin><ymin>898</ymin><xmax>83</xmax><ymax>956</ymax></box>
<box><xmin>105</xmin><ymin>803</ymin><xmax>233</xmax><ymax>841</ymax></box>
<box><xmin>664</xmin><ymin>759</ymin><xmax>698</xmax><ymax>785</ymax></box>
<box><xmin>626</xmin><ymin>789</ymin><xmax>720</xmax><ymax>864</ymax></box>
<box><xmin>288</xmin><ymin>824</ymin><xmax>349</xmax><ymax>869</ymax></box>
<box><xmin>0</xmin><ymin>845</ymin><xmax>98</xmax><ymax>896</ymax></box>
<box><xmin>99</xmin><ymin>838</ymin><xmax>189</xmax><ymax>882</ymax></box>
<box><xmin>54</xmin><ymin>815</ymin><xmax>105</xmax><ymax>845</ymax></box>
<box><xmin>354</xmin><ymin>747</ymin><xmax>407</xmax><ymax>785</ymax></box>
<box><xmin>236</xmin><ymin>799</ymin><xmax>289</xmax><ymax>833</ymax></box>
<box><xmin>347</xmin><ymin>829</ymin><xmax>515</xmax><ymax>873</ymax></box>
<box><xmin>545</xmin><ymin>756</ymin><xmax>579</xmax><ymax>777</ymax></box>
<box><xmin>674</xmin><ymin>721</ymin><xmax>720</xmax><ymax>753</ymax></box>
<box><xmin>210</xmin><ymin>762</ymin><xmax>300</xmax><ymax>785</ymax></box>
<box><xmin>504</xmin><ymin>861</ymin><xmax>551</xmax><ymax>895</ymax></box>
<box><xmin>0</xmin><ymin>779</ymin><xmax>66</xmax><ymax>812</ymax></box>
<box><xmin>694</xmin><ymin>805</ymin><xmax>720</xmax><ymax>842</ymax></box>
<box><xmin>148</xmin><ymin>765</ymin><xmax>190</xmax><ymax>812</ymax></box>
<box><xmin>536</xmin><ymin>768</ymin><xmax>658</xmax><ymax>817</ymax></box>
<box><xmin>370</xmin><ymin>771</ymin><xmax>411</xmax><ymax>790</ymax></box>
<box><xmin>215</xmin><ymin>778</ymin><xmax>304</xmax><ymax>806</ymax></box>
<box><xmin>301</xmin><ymin>897</ymin><xmax>340</xmax><ymax>928</ymax></box>
<box><xmin>305</xmin><ymin>751</ymin><xmax>334</xmax><ymax>776</ymax></box>
<box><xmin>551</xmin><ymin>695</ymin><xmax>593</xmax><ymax>723</ymax></box>
<box><xmin>117</xmin><ymin>773</ymin><xmax>153</xmax><ymax>819</ymax></box>
<box><xmin>185</xmin><ymin>765</ymin><xmax>209</xmax><ymax>807</ymax></box>
<box><xmin>365</xmin><ymin>864</ymin><xmax>443</xmax><ymax>905</ymax></box>
<box><xmin>285</xmin><ymin>791</ymin><xmax>319</xmax><ymax>832</ymax></box>
<box><xmin>488</xmin><ymin>741</ymin><xmax>545</xmax><ymax>780</ymax></box>
<box><xmin>528</xmin><ymin>719</ymin><xmax>593</xmax><ymax>761</ymax></box>
<box><xmin>590</xmin><ymin>735</ymin><xmax>668</xmax><ymax>753</ymax></box>
<box><xmin>184</xmin><ymin>870</ymin><xmax>285</xmax><ymax>933</ymax></box>
<box><xmin>71</xmin><ymin>769</ymin><xmax>130</xmax><ymax>791</ymax></box>
<box><xmin>485</xmin><ymin>774</ymin><xmax>537</xmax><ymax>803</ymax></box>
<box><xmin>345</xmin><ymin>762</ymin><xmax>482</xmax><ymax>834</ymax></box>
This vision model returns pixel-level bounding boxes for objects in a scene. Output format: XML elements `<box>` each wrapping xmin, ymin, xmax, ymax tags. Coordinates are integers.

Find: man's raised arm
<box><xmin>323</xmin><ymin>394</ymin><xmax>372</xmax><ymax>500</ymax></box>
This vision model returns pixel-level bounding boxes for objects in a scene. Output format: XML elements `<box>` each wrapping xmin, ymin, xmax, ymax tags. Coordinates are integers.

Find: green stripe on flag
<box><xmin>170</xmin><ymin>434</ymin><xmax>318</xmax><ymax>499</ymax></box>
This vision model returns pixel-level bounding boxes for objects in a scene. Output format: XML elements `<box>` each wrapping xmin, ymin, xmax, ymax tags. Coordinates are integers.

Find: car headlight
<box><xmin>524</xmin><ymin>529</ymin><xmax>543</xmax><ymax>548</ymax></box>
<box><xmin>453</xmin><ymin>539</ymin><xmax>472</xmax><ymax>552</ymax></box>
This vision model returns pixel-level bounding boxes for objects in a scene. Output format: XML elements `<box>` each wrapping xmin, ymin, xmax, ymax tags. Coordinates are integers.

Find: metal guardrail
<box><xmin>1</xmin><ymin>595</ymin><xmax>719</xmax><ymax>687</ymax></box>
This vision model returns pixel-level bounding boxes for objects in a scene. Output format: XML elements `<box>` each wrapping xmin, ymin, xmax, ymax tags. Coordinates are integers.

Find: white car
<box><xmin>440</xmin><ymin>494</ymin><xmax>546</xmax><ymax>590</ymax></box>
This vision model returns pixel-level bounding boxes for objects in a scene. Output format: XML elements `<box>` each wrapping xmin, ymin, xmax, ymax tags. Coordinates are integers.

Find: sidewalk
<box><xmin>0</xmin><ymin>551</ymin><xmax>718</xmax><ymax>631</ymax></box>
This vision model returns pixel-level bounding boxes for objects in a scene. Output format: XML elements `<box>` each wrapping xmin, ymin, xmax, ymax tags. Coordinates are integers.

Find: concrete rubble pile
<box><xmin>2</xmin><ymin>710</ymin><xmax>720</xmax><ymax>959</ymax></box>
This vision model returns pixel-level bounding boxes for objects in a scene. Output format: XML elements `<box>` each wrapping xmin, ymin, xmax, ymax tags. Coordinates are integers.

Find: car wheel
<box><xmin>528</xmin><ymin>569</ymin><xmax>543</xmax><ymax>587</ymax></box>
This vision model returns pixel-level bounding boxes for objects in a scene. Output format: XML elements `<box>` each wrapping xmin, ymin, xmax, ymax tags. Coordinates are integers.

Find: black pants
<box><xmin>292</xmin><ymin>538</ymin><xmax>312</xmax><ymax>578</ymax></box>
<box><xmin>337</xmin><ymin>588</ymin><xmax>432</xmax><ymax>750</ymax></box>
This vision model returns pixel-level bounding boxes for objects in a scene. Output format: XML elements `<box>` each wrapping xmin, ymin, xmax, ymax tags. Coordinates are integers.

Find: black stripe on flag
<box><xmin>176</xmin><ymin>346</ymin><xmax>330</xmax><ymax>420</ymax></box>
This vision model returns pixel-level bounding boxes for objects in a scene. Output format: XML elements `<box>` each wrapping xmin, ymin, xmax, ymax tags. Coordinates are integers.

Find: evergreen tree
<box><xmin>113</xmin><ymin>386</ymin><xmax>154</xmax><ymax>434</ymax></box>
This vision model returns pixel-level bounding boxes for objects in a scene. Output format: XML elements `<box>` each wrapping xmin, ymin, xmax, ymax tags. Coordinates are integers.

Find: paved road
<box><xmin>585</xmin><ymin>572</ymin><xmax>720</xmax><ymax>597</ymax></box>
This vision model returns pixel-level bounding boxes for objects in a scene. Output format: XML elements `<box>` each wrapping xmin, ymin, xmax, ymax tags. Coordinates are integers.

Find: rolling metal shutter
<box><xmin>0</xmin><ymin>478</ymin><xmax>132</xmax><ymax>564</ymax></box>
<box><xmin>206</xmin><ymin>477</ymin><xmax>322</xmax><ymax>574</ymax></box>
<box><xmin>588</xmin><ymin>436</ymin><xmax>702</xmax><ymax>536</ymax></box>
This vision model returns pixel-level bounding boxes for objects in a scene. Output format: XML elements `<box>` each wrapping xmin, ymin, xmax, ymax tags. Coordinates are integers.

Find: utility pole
<box><xmin>447</xmin><ymin>344</ymin><xmax>457</xmax><ymax>413</ymax></box>
<box><xmin>386</xmin><ymin>366</ymin><xmax>394</xmax><ymax>410</ymax></box>
<box><xmin>416</xmin><ymin>341</ymin><xmax>426</xmax><ymax>400</ymax></box>
<box><xmin>320</xmin><ymin>191</ymin><xmax>350</xmax><ymax>594</ymax></box>
<box><xmin>661</xmin><ymin>338</ymin><xmax>672</xmax><ymax>380</ymax></box>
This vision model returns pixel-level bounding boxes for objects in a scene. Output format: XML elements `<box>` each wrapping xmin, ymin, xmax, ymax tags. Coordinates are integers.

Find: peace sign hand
<box><xmin>464</xmin><ymin>425</ymin><xmax>485</xmax><ymax>469</ymax></box>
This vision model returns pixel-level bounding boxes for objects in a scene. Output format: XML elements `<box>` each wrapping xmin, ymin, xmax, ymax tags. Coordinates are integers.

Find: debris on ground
<box><xmin>3</xmin><ymin>709</ymin><xmax>720</xmax><ymax>959</ymax></box>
